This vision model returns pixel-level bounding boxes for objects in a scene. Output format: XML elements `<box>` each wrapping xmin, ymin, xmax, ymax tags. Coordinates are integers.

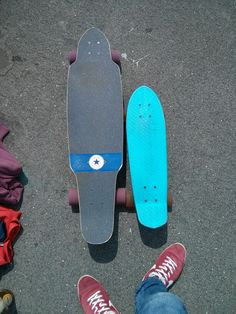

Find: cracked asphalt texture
<box><xmin>0</xmin><ymin>0</ymin><xmax>235</xmax><ymax>313</ymax></box>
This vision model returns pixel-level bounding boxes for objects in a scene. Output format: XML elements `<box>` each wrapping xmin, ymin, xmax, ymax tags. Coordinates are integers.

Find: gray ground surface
<box><xmin>0</xmin><ymin>0</ymin><xmax>235</xmax><ymax>313</ymax></box>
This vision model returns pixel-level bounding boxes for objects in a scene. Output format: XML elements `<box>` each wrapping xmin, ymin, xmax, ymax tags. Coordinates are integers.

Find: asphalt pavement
<box><xmin>0</xmin><ymin>0</ymin><xmax>235</xmax><ymax>313</ymax></box>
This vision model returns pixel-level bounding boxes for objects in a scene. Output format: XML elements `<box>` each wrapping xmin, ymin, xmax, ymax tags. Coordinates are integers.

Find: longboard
<box><xmin>126</xmin><ymin>86</ymin><xmax>168</xmax><ymax>228</ymax></box>
<box><xmin>67</xmin><ymin>28</ymin><xmax>123</xmax><ymax>244</ymax></box>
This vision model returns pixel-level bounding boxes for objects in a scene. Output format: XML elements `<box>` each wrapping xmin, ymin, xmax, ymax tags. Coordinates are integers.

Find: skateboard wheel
<box><xmin>168</xmin><ymin>191</ymin><xmax>172</xmax><ymax>210</ymax></box>
<box><xmin>68</xmin><ymin>188</ymin><xmax>79</xmax><ymax>206</ymax></box>
<box><xmin>116</xmin><ymin>188</ymin><xmax>134</xmax><ymax>208</ymax></box>
<box><xmin>68</xmin><ymin>50</ymin><xmax>76</xmax><ymax>65</ymax></box>
<box><xmin>116</xmin><ymin>188</ymin><xmax>126</xmax><ymax>205</ymax></box>
<box><xmin>111</xmin><ymin>49</ymin><xmax>121</xmax><ymax>65</ymax></box>
<box><xmin>126</xmin><ymin>190</ymin><xmax>135</xmax><ymax>208</ymax></box>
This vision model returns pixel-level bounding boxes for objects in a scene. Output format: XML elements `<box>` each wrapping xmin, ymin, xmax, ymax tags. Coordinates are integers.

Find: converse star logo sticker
<box><xmin>89</xmin><ymin>155</ymin><xmax>105</xmax><ymax>170</ymax></box>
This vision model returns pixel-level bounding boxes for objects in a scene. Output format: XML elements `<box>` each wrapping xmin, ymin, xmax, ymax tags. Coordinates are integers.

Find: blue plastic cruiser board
<box><xmin>67</xmin><ymin>28</ymin><xmax>123</xmax><ymax>244</ymax></box>
<box><xmin>126</xmin><ymin>86</ymin><xmax>168</xmax><ymax>228</ymax></box>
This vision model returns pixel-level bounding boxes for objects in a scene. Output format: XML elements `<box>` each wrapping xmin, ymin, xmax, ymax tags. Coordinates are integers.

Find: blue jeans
<box><xmin>135</xmin><ymin>277</ymin><xmax>188</xmax><ymax>314</ymax></box>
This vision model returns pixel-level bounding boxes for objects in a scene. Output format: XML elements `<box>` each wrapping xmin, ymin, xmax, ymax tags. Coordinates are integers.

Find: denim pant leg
<box><xmin>135</xmin><ymin>277</ymin><xmax>188</xmax><ymax>314</ymax></box>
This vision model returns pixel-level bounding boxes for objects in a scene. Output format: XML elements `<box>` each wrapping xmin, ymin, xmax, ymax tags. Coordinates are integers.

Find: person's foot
<box><xmin>78</xmin><ymin>275</ymin><xmax>119</xmax><ymax>314</ymax></box>
<box><xmin>143</xmin><ymin>243</ymin><xmax>186</xmax><ymax>288</ymax></box>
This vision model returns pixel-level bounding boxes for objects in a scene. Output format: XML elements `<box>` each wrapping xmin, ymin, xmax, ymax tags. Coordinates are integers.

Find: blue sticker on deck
<box><xmin>69</xmin><ymin>153</ymin><xmax>122</xmax><ymax>173</ymax></box>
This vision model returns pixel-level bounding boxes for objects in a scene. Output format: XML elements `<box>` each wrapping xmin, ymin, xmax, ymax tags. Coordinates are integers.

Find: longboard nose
<box><xmin>76</xmin><ymin>27</ymin><xmax>111</xmax><ymax>61</ymax></box>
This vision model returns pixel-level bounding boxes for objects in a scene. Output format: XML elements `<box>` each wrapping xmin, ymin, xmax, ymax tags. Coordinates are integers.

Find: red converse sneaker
<box><xmin>143</xmin><ymin>243</ymin><xmax>186</xmax><ymax>288</ymax></box>
<box><xmin>78</xmin><ymin>275</ymin><xmax>119</xmax><ymax>314</ymax></box>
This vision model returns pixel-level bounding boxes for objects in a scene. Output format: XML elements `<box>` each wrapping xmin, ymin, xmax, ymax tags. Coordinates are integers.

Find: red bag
<box><xmin>0</xmin><ymin>205</ymin><xmax>21</xmax><ymax>266</ymax></box>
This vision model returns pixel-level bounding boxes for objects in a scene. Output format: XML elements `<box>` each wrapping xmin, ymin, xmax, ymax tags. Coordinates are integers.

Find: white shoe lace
<box><xmin>148</xmin><ymin>256</ymin><xmax>177</xmax><ymax>287</ymax></box>
<box><xmin>87</xmin><ymin>290</ymin><xmax>116</xmax><ymax>314</ymax></box>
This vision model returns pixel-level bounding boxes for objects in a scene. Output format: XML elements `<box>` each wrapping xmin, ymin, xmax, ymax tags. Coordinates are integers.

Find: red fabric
<box><xmin>0</xmin><ymin>205</ymin><xmax>21</xmax><ymax>266</ymax></box>
<box><xmin>0</xmin><ymin>123</ymin><xmax>24</xmax><ymax>206</ymax></box>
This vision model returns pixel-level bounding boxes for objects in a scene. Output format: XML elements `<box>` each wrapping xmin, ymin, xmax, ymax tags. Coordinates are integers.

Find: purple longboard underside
<box><xmin>67</xmin><ymin>28</ymin><xmax>123</xmax><ymax>244</ymax></box>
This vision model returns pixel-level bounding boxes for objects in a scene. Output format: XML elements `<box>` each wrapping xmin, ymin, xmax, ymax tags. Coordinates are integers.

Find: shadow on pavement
<box><xmin>0</xmin><ymin>263</ymin><xmax>14</xmax><ymax>281</ymax></box>
<box><xmin>138</xmin><ymin>223</ymin><xmax>168</xmax><ymax>249</ymax></box>
<box><xmin>8</xmin><ymin>301</ymin><xmax>17</xmax><ymax>314</ymax></box>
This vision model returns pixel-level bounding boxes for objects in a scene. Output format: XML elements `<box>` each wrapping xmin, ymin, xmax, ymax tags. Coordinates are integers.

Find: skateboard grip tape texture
<box><xmin>67</xmin><ymin>28</ymin><xmax>123</xmax><ymax>243</ymax></box>
<box><xmin>76</xmin><ymin>172</ymin><xmax>117</xmax><ymax>244</ymax></box>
